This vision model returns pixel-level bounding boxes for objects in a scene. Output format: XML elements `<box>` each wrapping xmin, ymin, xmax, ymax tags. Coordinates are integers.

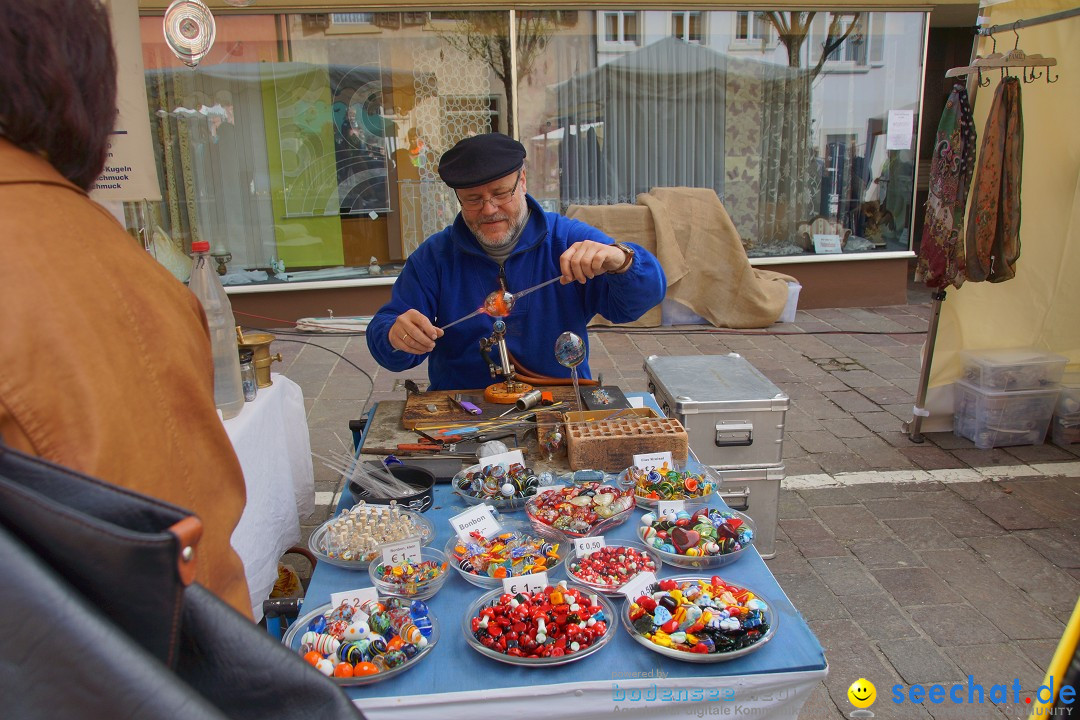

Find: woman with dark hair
<box><xmin>0</xmin><ymin>0</ymin><xmax>253</xmax><ymax>618</ymax></box>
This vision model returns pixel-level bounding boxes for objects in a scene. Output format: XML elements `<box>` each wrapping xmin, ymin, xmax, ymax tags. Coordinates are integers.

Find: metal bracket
<box><xmin>719</xmin><ymin>486</ymin><xmax>752</xmax><ymax>511</ymax></box>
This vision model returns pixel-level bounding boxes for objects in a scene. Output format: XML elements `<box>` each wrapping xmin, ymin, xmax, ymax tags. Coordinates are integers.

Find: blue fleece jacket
<box><xmin>366</xmin><ymin>195</ymin><xmax>666</xmax><ymax>391</ymax></box>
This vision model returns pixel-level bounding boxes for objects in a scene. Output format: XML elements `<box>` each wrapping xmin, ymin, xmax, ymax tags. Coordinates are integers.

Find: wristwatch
<box><xmin>611</xmin><ymin>242</ymin><xmax>635</xmax><ymax>274</ymax></box>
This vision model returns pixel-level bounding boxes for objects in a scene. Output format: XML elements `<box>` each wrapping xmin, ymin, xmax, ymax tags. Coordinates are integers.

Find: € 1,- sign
<box><xmin>502</xmin><ymin>571</ymin><xmax>549</xmax><ymax>596</ymax></box>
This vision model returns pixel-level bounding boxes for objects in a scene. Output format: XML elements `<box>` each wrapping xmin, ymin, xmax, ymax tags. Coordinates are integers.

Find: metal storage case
<box><xmin>644</xmin><ymin>354</ymin><xmax>789</xmax><ymax>559</ymax></box>
<box><xmin>643</xmin><ymin>354</ymin><xmax>788</xmax><ymax>470</ymax></box>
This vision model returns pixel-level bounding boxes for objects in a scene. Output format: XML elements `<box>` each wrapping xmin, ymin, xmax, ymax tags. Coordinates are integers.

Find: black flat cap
<box><xmin>438</xmin><ymin>133</ymin><xmax>526</xmax><ymax>189</ymax></box>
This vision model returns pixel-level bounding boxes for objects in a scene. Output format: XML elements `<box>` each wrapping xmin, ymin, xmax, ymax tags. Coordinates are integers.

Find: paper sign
<box><xmin>628</xmin><ymin>396</ymin><xmax>645</xmax><ymax>409</ymax></box>
<box><xmin>91</xmin><ymin>0</ymin><xmax>161</xmax><ymax>201</ymax></box>
<box><xmin>620</xmin><ymin>571</ymin><xmax>659</xmax><ymax>601</ymax></box>
<box><xmin>477</xmin><ymin>449</ymin><xmax>525</xmax><ymax>469</ymax></box>
<box><xmin>330</xmin><ymin>586</ymin><xmax>379</xmax><ymax>615</ymax></box>
<box><xmin>449</xmin><ymin>504</ymin><xmax>501</xmax><ymax>541</ymax></box>
<box><xmin>381</xmin><ymin>538</ymin><xmax>422</xmax><ymax>566</ymax></box>
<box><xmin>634</xmin><ymin>451</ymin><xmax>673</xmax><ymax>472</ymax></box>
<box><xmin>573</xmin><ymin>536</ymin><xmax>606</xmax><ymax>555</ymax></box>
<box><xmin>503</xmin><ymin>571</ymin><xmax>549</xmax><ymax>596</ymax></box>
<box><xmin>657</xmin><ymin>500</ymin><xmax>685</xmax><ymax>521</ymax></box>
<box><xmin>886</xmin><ymin>109</ymin><xmax>915</xmax><ymax>150</ymax></box>
<box><xmin>812</xmin><ymin>234</ymin><xmax>843</xmax><ymax>254</ymax></box>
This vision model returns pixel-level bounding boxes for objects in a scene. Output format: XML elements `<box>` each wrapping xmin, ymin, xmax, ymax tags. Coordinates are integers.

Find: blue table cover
<box><xmin>301</xmin><ymin>450</ymin><xmax>826</xmax><ymax>703</ymax></box>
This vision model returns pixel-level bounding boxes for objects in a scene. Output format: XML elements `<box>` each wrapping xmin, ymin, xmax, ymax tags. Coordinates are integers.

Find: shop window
<box><xmin>134</xmin><ymin>8</ymin><xmax>926</xmax><ymax>292</ymax></box>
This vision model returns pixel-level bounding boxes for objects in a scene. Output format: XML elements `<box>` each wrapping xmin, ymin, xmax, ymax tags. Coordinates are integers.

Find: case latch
<box><xmin>715</xmin><ymin>422</ymin><xmax>753</xmax><ymax>447</ymax></box>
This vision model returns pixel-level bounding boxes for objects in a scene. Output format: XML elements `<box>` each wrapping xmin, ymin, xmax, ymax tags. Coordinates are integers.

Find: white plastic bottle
<box><xmin>188</xmin><ymin>240</ymin><xmax>245</xmax><ymax>420</ymax></box>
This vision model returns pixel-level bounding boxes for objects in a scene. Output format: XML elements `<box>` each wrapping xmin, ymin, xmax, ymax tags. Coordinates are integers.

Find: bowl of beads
<box><xmin>462</xmin><ymin>580</ymin><xmax>617</xmax><ymax>666</ymax></box>
<box><xmin>620</xmin><ymin>575</ymin><xmax>776</xmax><ymax>662</ymax></box>
<box><xmin>445</xmin><ymin>519</ymin><xmax>567</xmax><ymax>590</ymax></box>
<box><xmin>637</xmin><ymin>506</ymin><xmax>755</xmax><ymax>569</ymax></box>
<box><xmin>565</xmin><ymin>539</ymin><xmax>663</xmax><ymax>596</ymax></box>
<box><xmin>618</xmin><ymin>463</ymin><xmax>719</xmax><ymax>509</ymax></box>
<box><xmin>368</xmin><ymin>547</ymin><xmax>451</xmax><ymax>601</ymax></box>
<box><xmin>308</xmin><ymin>501</ymin><xmax>436</xmax><ymax>569</ymax></box>
<box><xmin>284</xmin><ymin>596</ymin><xmax>439</xmax><ymax>685</ymax></box>
<box><xmin>452</xmin><ymin>460</ymin><xmax>544</xmax><ymax>512</ymax></box>
<box><xmin>524</xmin><ymin>482</ymin><xmax>636</xmax><ymax>538</ymax></box>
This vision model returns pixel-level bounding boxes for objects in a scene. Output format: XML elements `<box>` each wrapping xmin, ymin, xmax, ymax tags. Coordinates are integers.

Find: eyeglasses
<box><xmin>457</xmin><ymin>171</ymin><xmax>521</xmax><ymax>211</ymax></box>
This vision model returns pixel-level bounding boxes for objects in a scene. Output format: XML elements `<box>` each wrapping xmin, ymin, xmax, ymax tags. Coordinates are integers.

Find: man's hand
<box><xmin>390</xmin><ymin>309</ymin><xmax>442</xmax><ymax>354</ymax></box>
<box><xmin>559</xmin><ymin>240</ymin><xmax>629</xmax><ymax>284</ymax></box>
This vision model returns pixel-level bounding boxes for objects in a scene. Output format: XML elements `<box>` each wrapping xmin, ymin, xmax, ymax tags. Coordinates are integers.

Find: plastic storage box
<box><xmin>953</xmin><ymin>380</ymin><xmax>1060</xmax><ymax>449</ymax></box>
<box><xmin>960</xmin><ymin>348</ymin><xmax>1067</xmax><ymax>391</ymax></box>
<box><xmin>643</xmin><ymin>354</ymin><xmax>788</xmax><ymax>471</ymax></box>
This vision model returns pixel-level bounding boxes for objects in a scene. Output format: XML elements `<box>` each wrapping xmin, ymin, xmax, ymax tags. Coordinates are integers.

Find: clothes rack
<box><xmin>904</xmin><ymin>20</ymin><xmax>1060</xmax><ymax>443</ymax></box>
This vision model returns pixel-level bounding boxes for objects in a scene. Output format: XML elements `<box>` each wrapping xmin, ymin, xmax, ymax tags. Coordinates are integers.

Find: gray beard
<box><xmin>469</xmin><ymin>203</ymin><xmax>529</xmax><ymax>249</ymax></box>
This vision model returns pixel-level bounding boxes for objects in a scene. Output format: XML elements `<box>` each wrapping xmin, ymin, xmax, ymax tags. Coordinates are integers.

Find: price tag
<box><xmin>330</xmin><ymin>586</ymin><xmax>379</xmax><ymax>616</ymax></box>
<box><xmin>634</xmin><ymin>451</ymin><xmax>673</xmax><ymax>472</ymax></box>
<box><xmin>657</xmin><ymin>500</ymin><xmax>685</xmax><ymax>521</ymax></box>
<box><xmin>381</xmin><ymin>537</ymin><xmax>422</xmax><ymax>566</ymax></box>
<box><xmin>478</xmin><ymin>449</ymin><xmax>525</xmax><ymax>469</ymax></box>
<box><xmin>619</xmin><ymin>571</ymin><xmax>659</xmax><ymax>601</ymax></box>
<box><xmin>812</xmin><ymin>234</ymin><xmax>843</xmax><ymax>254</ymax></box>
<box><xmin>449</xmin><ymin>504</ymin><xmax>501</xmax><ymax>541</ymax></box>
<box><xmin>573</xmin><ymin>536</ymin><xmax>606</xmax><ymax>555</ymax></box>
<box><xmin>502</xmin><ymin>571</ymin><xmax>549</xmax><ymax>596</ymax></box>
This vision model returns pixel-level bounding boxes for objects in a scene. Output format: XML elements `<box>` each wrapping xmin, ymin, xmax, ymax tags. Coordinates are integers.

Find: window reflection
<box><xmin>137</xmin><ymin>9</ymin><xmax>924</xmax><ymax>288</ymax></box>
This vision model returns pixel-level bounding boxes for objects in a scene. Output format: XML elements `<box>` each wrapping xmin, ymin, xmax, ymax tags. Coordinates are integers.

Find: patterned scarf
<box><xmin>915</xmin><ymin>83</ymin><xmax>977</xmax><ymax>289</ymax></box>
<box><xmin>965</xmin><ymin>76</ymin><xmax>1024</xmax><ymax>283</ymax></box>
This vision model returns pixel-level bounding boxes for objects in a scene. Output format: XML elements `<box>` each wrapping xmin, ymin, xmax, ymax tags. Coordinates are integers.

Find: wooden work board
<box><xmin>400</xmin><ymin>386</ymin><xmax>582</xmax><ymax>430</ymax></box>
<box><xmin>360</xmin><ymin>399</ymin><xmax>568</xmax><ymax>474</ymax></box>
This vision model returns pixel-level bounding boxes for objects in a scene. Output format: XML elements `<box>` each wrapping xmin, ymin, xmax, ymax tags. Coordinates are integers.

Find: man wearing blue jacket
<box><xmin>367</xmin><ymin>133</ymin><xmax>666</xmax><ymax>391</ymax></box>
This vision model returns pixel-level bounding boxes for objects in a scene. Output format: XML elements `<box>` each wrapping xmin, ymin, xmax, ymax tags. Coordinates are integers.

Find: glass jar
<box><xmin>239</xmin><ymin>349</ymin><xmax>258</xmax><ymax>402</ymax></box>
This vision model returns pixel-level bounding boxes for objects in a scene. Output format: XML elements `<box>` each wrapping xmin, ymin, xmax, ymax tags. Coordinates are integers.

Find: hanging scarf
<box><xmin>965</xmin><ymin>76</ymin><xmax>1024</xmax><ymax>283</ymax></box>
<box><xmin>915</xmin><ymin>83</ymin><xmax>977</xmax><ymax>289</ymax></box>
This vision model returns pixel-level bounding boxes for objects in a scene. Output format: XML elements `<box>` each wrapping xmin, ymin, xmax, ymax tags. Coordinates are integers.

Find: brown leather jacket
<box><xmin>0</xmin><ymin>139</ymin><xmax>252</xmax><ymax>617</ymax></box>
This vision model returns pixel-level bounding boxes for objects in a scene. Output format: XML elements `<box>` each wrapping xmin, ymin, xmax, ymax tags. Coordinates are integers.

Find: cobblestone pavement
<box><xmin>275</xmin><ymin>293</ymin><xmax>1079</xmax><ymax>719</ymax></box>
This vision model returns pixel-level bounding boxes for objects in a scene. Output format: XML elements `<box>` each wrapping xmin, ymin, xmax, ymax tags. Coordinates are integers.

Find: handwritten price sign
<box><xmin>502</xmin><ymin>571</ymin><xmax>549</xmax><ymax>596</ymax></box>
<box><xmin>381</xmin><ymin>538</ymin><xmax>422</xmax><ymax>566</ymax></box>
<box><xmin>573</xmin><ymin>536</ymin><xmax>606</xmax><ymax>555</ymax></box>
<box><xmin>634</xmin><ymin>451</ymin><xmax>673</xmax><ymax>472</ymax></box>
<box><xmin>619</xmin><ymin>571</ymin><xmax>659</xmax><ymax>601</ymax></box>
<box><xmin>657</xmin><ymin>500</ymin><xmax>686</xmax><ymax>521</ymax></box>
<box><xmin>330</xmin><ymin>586</ymin><xmax>379</xmax><ymax>615</ymax></box>
<box><xmin>449</xmin><ymin>504</ymin><xmax>501</xmax><ymax>541</ymax></box>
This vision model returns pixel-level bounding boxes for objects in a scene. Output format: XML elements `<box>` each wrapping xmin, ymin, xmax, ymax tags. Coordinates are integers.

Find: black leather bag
<box><xmin>0</xmin><ymin>442</ymin><xmax>364</xmax><ymax>720</ymax></box>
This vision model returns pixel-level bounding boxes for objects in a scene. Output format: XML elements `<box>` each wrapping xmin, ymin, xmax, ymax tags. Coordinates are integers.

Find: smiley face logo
<box><xmin>847</xmin><ymin>678</ymin><xmax>877</xmax><ymax>708</ymax></box>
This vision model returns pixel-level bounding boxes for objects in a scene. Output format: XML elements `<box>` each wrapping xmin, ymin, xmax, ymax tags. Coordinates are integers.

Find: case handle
<box><xmin>715</xmin><ymin>421</ymin><xmax>754</xmax><ymax>447</ymax></box>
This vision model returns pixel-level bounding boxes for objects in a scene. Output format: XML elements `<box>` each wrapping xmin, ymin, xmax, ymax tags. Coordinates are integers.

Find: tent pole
<box><xmin>904</xmin><ymin>289</ymin><xmax>947</xmax><ymax>443</ymax></box>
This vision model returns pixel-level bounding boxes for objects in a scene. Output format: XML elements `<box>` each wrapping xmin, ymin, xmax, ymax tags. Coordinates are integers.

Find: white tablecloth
<box><xmin>224</xmin><ymin>373</ymin><xmax>314</xmax><ymax>619</ymax></box>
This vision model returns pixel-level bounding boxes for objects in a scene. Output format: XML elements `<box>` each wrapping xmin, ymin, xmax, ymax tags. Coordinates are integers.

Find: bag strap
<box><xmin>169</xmin><ymin>516</ymin><xmax>203</xmax><ymax>586</ymax></box>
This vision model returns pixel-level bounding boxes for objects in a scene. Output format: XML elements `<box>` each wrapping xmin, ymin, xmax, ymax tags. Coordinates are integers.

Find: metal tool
<box><xmin>495</xmin><ymin>389</ymin><xmax>543</xmax><ymax>418</ymax></box>
<box><xmin>439</xmin><ymin>275</ymin><xmax>562</xmax><ymax>331</ymax></box>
